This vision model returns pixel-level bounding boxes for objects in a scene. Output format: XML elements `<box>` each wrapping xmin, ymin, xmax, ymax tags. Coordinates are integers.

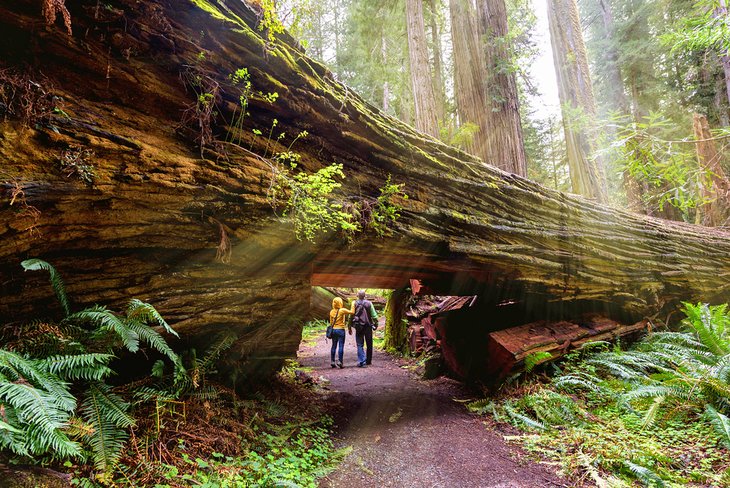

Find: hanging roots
<box><xmin>42</xmin><ymin>0</ymin><xmax>73</xmax><ymax>36</ymax></box>
<box><xmin>215</xmin><ymin>223</ymin><xmax>232</xmax><ymax>264</ymax></box>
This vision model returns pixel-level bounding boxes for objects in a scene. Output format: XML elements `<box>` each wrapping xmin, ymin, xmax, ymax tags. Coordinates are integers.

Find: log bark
<box><xmin>486</xmin><ymin>317</ymin><xmax>648</xmax><ymax>382</ymax></box>
<box><xmin>0</xmin><ymin>0</ymin><xmax>729</xmax><ymax>383</ymax></box>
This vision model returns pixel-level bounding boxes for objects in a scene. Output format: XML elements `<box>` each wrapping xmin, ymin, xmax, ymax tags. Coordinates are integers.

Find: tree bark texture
<box><xmin>0</xmin><ymin>0</ymin><xmax>730</xmax><ymax>382</ymax></box>
<box><xmin>547</xmin><ymin>0</ymin><xmax>608</xmax><ymax>202</ymax></box>
<box><xmin>429</xmin><ymin>0</ymin><xmax>446</xmax><ymax>123</ymax></box>
<box><xmin>597</xmin><ymin>0</ymin><xmax>629</xmax><ymax>114</ymax></box>
<box><xmin>449</xmin><ymin>0</ymin><xmax>490</xmax><ymax>162</ymax></box>
<box><xmin>384</xmin><ymin>286</ymin><xmax>410</xmax><ymax>353</ymax></box>
<box><xmin>476</xmin><ymin>0</ymin><xmax>528</xmax><ymax>176</ymax></box>
<box><xmin>693</xmin><ymin>113</ymin><xmax>730</xmax><ymax>227</ymax></box>
<box><xmin>406</xmin><ymin>0</ymin><xmax>440</xmax><ymax>138</ymax></box>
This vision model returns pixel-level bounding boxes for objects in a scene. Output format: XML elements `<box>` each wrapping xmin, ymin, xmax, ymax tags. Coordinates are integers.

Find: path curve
<box><xmin>297</xmin><ymin>332</ymin><xmax>567</xmax><ymax>488</ymax></box>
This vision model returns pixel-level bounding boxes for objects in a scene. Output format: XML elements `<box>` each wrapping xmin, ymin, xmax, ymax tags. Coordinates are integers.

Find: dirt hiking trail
<box><xmin>297</xmin><ymin>331</ymin><xmax>568</xmax><ymax>488</ymax></box>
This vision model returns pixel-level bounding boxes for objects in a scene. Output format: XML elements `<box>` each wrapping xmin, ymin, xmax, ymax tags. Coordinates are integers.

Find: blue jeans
<box><xmin>330</xmin><ymin>329</ymin><xmax>345</xmax><ymax>363</ymax></box>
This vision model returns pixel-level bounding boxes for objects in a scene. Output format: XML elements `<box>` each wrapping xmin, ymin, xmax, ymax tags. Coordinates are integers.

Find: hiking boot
<box><xmin>336</xmin><ymin>361</ymin><xmax>343</xmax><ymax>369</ymax></box>
<box><xmin>357</xmin><ymin>362</ymin><xmax>366</xmax><ymax>368</ymax></box>
<box><xmin>330</xmin><ymin>361</ymin><xmax>336</xmax><ymax>368</ymax></box>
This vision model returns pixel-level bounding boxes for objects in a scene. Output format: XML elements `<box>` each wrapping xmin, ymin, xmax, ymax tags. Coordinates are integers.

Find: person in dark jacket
<box><xmin>348</xmin><ymin>290</ymin><xmax>378</xmax><ymax>367</ymax></box>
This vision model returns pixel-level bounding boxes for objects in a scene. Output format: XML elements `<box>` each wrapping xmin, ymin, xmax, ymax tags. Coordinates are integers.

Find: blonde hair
<box><xmin>332</xmin><ymin>297</ymin><xmax>343</xmax><ymax>309</ymax></box>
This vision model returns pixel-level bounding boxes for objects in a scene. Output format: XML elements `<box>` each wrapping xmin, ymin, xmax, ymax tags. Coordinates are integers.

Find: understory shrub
<box><xmin>0</xmin><ymin>259</ymin><xmax>180</xmax><ymax>475</ymax></box>
<box><xmin>468</xmin><ymin>302</ymin><xmax>730</xmax><ymax>486</ymax></box>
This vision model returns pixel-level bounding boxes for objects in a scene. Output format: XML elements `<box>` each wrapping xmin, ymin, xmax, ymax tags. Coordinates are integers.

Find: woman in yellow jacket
<box><xmin>329</xmin><ymin>296</ymin><xmax>354</xmax><ymax>368</ymax></box>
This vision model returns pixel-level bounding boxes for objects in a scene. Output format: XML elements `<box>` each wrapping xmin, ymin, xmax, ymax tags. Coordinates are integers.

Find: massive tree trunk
<box><xmin>1</xmin><ymin>0</ymin><xmax>730</xmax><ymax>383</ymax></box>
<box><xmin>476</xmin><ymin>0</ymin><xmax>528</xmax><ymax>176</ymax></box>
<box><xmin>428</xmin><ymin>0</ymin><xmax>446</xmax><ymax>124</ymax></box>
<box><xmin>449</xmin><ymin>0</ymin><xmax>490</xmax><ymax>162</ymax></box>
<box><xmin>547</xmin><ymin>0</ymin><xmax>608</xmax><ymax>202</ymax></box>
<box><xmin>693</xmin><ymin>113</ymin><xmax>730</xmax><ymax>227</ymax></box>
<box><xmin>406</xmin><ymin>0</ymin><xmax>440</xmax><ymax>137</ymax></box>
<box><xmin>597</xmin><ymin>0</ymin><xmax>629</xmax><ymax>115</ymax></box>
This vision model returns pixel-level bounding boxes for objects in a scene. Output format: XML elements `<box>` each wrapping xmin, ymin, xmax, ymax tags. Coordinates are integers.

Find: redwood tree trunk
<box><xmin>476</xmin><ymin>0</ymin><xmax>528</xmax><ymax>176</ymax></box>
<box><xmin>406</xmin><ymin>0</ymin><xmax>440</xmax><ymax>137</ymax></box>
<box><xmin>449</xmin><ymin>0</ymin><xmax>490</xmax><ymax>162</ymax></box>
<box><xmin>693</xmin><ymin>113</ymin><xmax>730</xmax><ymax>227</ymax></box>
<box><xmin>547</xmin><ymin>0</ymin><xmax>608</xmax><ymax>202</ymax></box>
<box><xmin>429</xmin><ymin>0</ymin><xmax>446</xmax><ymax>124</ymax></box>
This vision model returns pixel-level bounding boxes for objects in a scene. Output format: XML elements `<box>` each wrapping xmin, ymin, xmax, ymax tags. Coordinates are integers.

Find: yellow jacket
<box><xmin>329</xmin><ymin>297</ymin><xmax>354</xmax><ymax>329</ymax></box>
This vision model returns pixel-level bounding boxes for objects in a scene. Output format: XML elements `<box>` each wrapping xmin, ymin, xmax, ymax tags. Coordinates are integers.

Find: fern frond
<box><xmin>704</xmin><ymin>405</ymin><xmax>730</xmax><ymax>448</ymax></box>
<box><xmin>0</xmin><ymin>382</ymin><xmax>81</xmax><ymax>458</ymax></box>
<box><xmin>623</xmin><ymin>384</ymin><xmax>693</xmax><ymax>403</ymax></box>
<box><xmin>70</xmin><ymin>308</ymin><xmax>140</xmax><ymax>352</ymax></box>
<box><xmin>126</xmin><ymin>299</ymin><xmax>179</xmax><ymax>338</ymax></box>
<box><xmin>503</xmin><ymin>404</ymin><xmax>547</xmax><ymax>431</ymax></box>
<box><xmin>21</xmin><ymin>259</ymin><xmax>71</xmax><ymax>317</ymax></box>
<box><xmin>123</xmin><ymin>319</ymin><xmax>179</xmax><ymax>363</ymax></box>
<box><xmin>554</xmin><ymin>373</ymin><xmax>603</xmax><ymax>392</ymax></box>
<box><xmin>682</xmin><ymin>303</ymin><xmax>730</xmax><ymax>356</ymax></box>
<box><xmin>640</xmin><ymin>396</ymin><xmax>665</xmax><ymax>429</ymax></box>
<box><xmin>38</xmin><ymin>354</ymin><xmax>114</xmax><ymax>381</ymax></box>
<box><xmin>624</xmin><ymin>460</ymin><xmax>666</xmax><ymax>487</ymax></box>
<box><xmin>196</xmin><ymin>334</ymin><xmax>236</xmax><ymax>374</ymax></box>
<box><xmin>0</xmin><ymin>349</ymin><xmax>76</xmax><ymax>411</ymax></box>
<box><xmin>80</xmin><ymin>382</ymin><xmax>134</xmax><ymax>471</ymax></box>
<box><xmin>466</xmin><ymin>398</ymin><xmax>495</xmax><ymax>415</ymax></box>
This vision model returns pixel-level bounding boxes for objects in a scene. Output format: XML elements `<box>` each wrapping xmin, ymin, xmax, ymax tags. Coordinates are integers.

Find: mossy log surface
<box><xmin>1</xmin><ymin>0</ymin><xmax>730</xmax><ymax>380</ymax></box>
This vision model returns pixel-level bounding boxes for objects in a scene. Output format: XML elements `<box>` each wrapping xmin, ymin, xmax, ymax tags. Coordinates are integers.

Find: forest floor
<box><xmin>297</xmin><ymin>331</ymin><xmax>568</xmax><ymax>488</ymax></box>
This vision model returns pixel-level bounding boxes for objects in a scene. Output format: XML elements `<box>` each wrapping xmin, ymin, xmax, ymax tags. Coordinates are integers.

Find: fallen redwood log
<box><xmin>0</xmin><ymin>0</ymin><xmax>729</xmax><ymax>383</ymax></box>
<box><xmin>485</xmin><ymin>316</ymin><xmax>648</xmax><ymax>382</ymax></box>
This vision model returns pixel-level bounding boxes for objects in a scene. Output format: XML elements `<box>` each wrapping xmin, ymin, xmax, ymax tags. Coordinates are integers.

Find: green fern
<box><xmin>21</xmin><ymin>259</ymin><xmax>71</xmax><ymax>317</ymax></box>
<box><xmin>9</xmin><ymin>259</ymin><xmax>181</xmax><ymax>474</ymax></box>
<box><xmin>127</xmin><ymin>299</ymin><xmax>179</xmax><ymax>338</ymax></box>
<box><xmin>624</xmin><ymin>461</ymin><xmax>666</xmax><ymax>487</ymax></box>
<box><xmin>704</xmin><ymin>405</ymin><xmax>730</xmax><ymax>448</ymax></box>
<box><xmin>80</xmin><ymin>382</ymin><xmax>135</xmax><ymax>471</ymax></box>
<box><xmin>525</xmin><ymin>351</ymin><xmax>552</xmax><ymax>372</ymax></box>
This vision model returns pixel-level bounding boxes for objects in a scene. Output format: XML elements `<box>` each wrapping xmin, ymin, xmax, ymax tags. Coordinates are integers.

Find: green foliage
<box><xmin>270</xmin><ymin>159</ymin><xmax>407</xmax><ymax>242</ymax></box>
<box><xmin>21</xmin><ymin>258</ymin><xmax>70</xmax><ymax>316</ymax></box>
<box><xmin>80</xmin><ymin>383</ymin><xmax>135</xmax><ymax>471</ymax></box>
<box><xmin>271</xmin><ymin>161</ymin><xmax>357</xmax><ymax>241</ymax></box>
<box><xmin>470</xmin><ymin>303</ymin><xmax>730</xmax><ymax>486</ymax></box>
<box><xmin>226</xmin><ymin>67</ymin><xmax>253</xmax><ymax>146</ymax></box>
<box><xmin>524</xmin><ymin>351</ymin><xmax>553</xmax><ymax>373</ymax></box>
<box><xmin>368</xmin><ymin>175</ymin><xmax>407</xmax><ymax>238</ymax></box>
<box><xmin>135</xmin><ymin>334</ymin><xmax>235</xmax><ymax>405</ymax></box>
<box><xmin>612</xmin><ymin>114</ymin><xmax>716</xmax><ymax>220</ymax></box>
<box><xmin>662</xmin><ymin>0</ymin><xmax>730</xmax><ymax>55</ymax></box>
<box><xmin>2</xmin><ymin>259</ymin><xmax>179</xmax><ymax>473</ymax></box>
<box><xmin>151</xmin><ymin>418</ymin><xmax>349</xmax><ymax>488</ymax></box>
<box><xmin>258</xmin><ymin>0</ymin><xmax>285</xmax><ymax>43</ymax></box>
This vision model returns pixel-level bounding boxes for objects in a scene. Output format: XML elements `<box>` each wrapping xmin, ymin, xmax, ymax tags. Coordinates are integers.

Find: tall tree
<box><xmin>476</xmin><ymin>0</ymin><xmax>528</xmax><ymax>175</ymax></box>
<box><xmin>595</xmin><ymin>0</ymin><xmax>629</xmax><ymax>114</ymax></box>
<box><xmin>428</xmin><ymin>0</ymin><xmax>447</xmax><ymax>123</ymax></box>
<box><xmin>406</xmin><ymin>0</ymin><xmax>441</xmax><ymax>137</ymax></box>
<box><xmin>547</xmin><ymin>0</ymin><xmax>607</xmax><ymax>202</ymax></box>
<box><xmin>449</xmin><ymin>0</ymin><xmax>491</xmax><ymax>161</ymax></box>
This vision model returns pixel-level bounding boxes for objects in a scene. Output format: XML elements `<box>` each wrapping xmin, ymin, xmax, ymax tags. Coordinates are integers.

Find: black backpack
<box><xmin>351</xmin><ymin>300</ymin><xmax>370</xmax><ymax>334</ymax></box>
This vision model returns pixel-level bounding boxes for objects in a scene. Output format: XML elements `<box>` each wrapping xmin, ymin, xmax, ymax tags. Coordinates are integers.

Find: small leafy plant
<box><xmin>467</xmin><ymin>303</ymin><xmax>730</xmax><ymax>486</ymax></box>
<box><xmin>0</xmin><ymin>259</ymin><xmax>180</xmax><ymax>474</ymax></box>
